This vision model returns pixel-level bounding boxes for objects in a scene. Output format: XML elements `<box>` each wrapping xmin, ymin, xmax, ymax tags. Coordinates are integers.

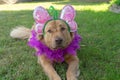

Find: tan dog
<box><xmin>10</xmin><ymin>20</ymin><xmax>80</xmax><ymax>80</ymax></box>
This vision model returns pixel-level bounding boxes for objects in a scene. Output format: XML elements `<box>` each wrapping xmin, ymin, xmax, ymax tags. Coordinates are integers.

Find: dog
<box><xmin>10</xmin><ymin>5</ymin><xmax>81</xmax><ymax>80</ymax></box>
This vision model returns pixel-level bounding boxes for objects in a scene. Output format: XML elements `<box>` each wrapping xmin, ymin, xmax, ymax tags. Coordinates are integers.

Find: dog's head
<box><xmin>43</xmin><ymin>20</ymin><xmax>73</xmax><ymax>49</ymax></box>
<box><xmin>33</xmin><ymin>5</ymin><xmax>77</xmax><ymax>50</ymax></box>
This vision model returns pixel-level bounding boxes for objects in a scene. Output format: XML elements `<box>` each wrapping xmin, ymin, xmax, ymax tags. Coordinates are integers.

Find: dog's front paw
<box><xmin>67</xmin><ymin>70</ymin><xmax>80</xmax><ymax>80</ymax></box>
<box><xmin>50</xmin><ymin>75</ymin><xmax>61</xmax><ymax>80</ymax></box>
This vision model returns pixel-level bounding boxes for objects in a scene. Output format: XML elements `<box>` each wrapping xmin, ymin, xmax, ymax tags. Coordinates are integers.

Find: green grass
<box><xmin>0</xmin><ymin>1</ymin><xmax>120</xmax><ymax>80</ymax></box>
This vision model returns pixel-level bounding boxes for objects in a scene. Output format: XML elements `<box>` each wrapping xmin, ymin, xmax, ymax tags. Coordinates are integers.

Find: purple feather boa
<box><xmin>28</xmin><ymin>30</ymin><xmax>82</xmax><ymax>62</ymax></box>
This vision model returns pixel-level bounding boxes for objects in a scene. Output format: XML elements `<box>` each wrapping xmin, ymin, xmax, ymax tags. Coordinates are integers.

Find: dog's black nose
<box><xmin>55</xmin><ymin>38</ymin><xmax>63</xmax><ymax>45</ymax></box>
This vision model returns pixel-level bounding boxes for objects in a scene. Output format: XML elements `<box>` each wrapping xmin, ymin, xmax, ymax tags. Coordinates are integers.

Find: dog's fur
<box><xmin>10</xmin><ymin>20</ymin><xmax>80</xmax><ymax>80</ymax></box>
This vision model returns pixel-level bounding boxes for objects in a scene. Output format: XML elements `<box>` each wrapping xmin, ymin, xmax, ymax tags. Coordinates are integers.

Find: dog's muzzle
<box><xmin>55</xmin><ymin>38</ymin><xmax>63</xmax><ymax>45</ymax></box>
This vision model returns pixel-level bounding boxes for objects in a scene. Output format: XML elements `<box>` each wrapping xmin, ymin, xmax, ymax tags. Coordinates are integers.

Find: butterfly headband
<box><xmin>33</xmin><ymin>5</ymin><xmax>77</xmax><ymax>35</ymax></box>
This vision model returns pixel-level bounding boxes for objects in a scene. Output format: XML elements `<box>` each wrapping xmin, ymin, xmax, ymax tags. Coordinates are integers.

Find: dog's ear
<box><xmin>70</xmin><ymin>32</ymin><xmax>74</xmax><ymax>39</ymax></box>
<box><xmin>33</xmin><ymin>6</ymin><xmax>51</xmax><ymax>35</ymax></box>
<box><xmin>36</xmin><ymin>34</ymin><xmax>44</xmax><ymax>41</ymax></box>
<box><xmin>60</xmin><ymin>5</ymin><xmax>77</xmax><ymax>32</ymax></box>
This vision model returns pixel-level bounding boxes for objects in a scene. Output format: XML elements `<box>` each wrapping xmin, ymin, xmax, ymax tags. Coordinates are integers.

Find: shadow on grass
<box><xmin>0</xmin><ymin>9</ymin><xmax>120</xmax><ymax>80</ymax></box>
<box><xmin>52</xmin><ymin>1</ymin><xmax>109</xmax><ymax>6</ymax></box>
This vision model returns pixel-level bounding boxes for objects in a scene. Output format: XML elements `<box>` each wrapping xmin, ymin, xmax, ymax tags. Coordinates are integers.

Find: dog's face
<box><xmin>43</xmin><ymin>20</ymin><xmax>73</xmax><ymax>50</ymax></box>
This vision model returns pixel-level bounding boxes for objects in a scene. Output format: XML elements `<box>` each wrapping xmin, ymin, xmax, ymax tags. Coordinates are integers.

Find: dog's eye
<box><xmin>47</xmin><ymin>30</ymin><xmax>52</xmax><ymax>33</ymax></box>
<box><xmin>61</xmin><ymin>27</ymin><xmax>65</xmax><ymax>31</ymax></box>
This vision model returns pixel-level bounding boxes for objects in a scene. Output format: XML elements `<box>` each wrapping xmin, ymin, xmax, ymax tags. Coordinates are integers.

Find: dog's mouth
<box><xmin>52</xmin><ymin>45</ymin><xmax>65</xmax><ymax>50</ymax></box>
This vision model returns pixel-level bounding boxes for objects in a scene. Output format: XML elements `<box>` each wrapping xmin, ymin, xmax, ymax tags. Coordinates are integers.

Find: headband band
<box><xmin>42</xmin><ymin>19</ymin><xmax>70</xmax><ymax>35</ymax></box>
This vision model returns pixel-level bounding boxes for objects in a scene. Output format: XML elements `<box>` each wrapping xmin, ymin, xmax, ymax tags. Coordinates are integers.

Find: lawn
<box><xmin>0</xmin><ymin>1</ymin><xmax>120</xmax><ymax>80</ymax></box>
